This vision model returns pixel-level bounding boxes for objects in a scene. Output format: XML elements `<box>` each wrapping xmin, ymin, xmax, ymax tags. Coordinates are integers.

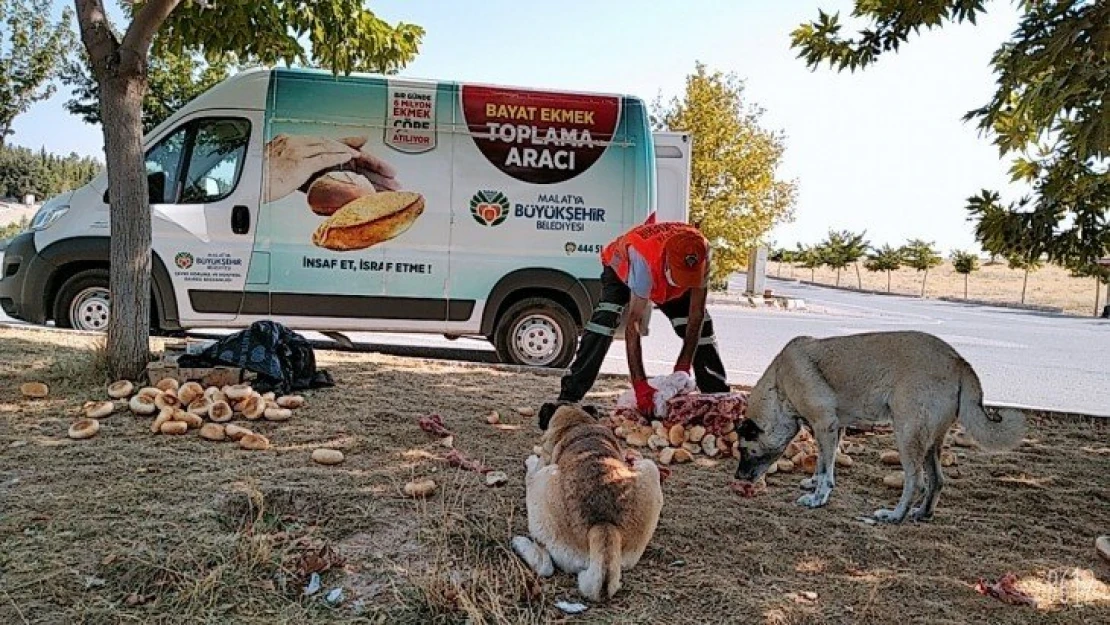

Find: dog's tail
<box><xmin>957</xmin><ymin>361</ymin><xmax>1025</xmax><ymax>452</ymax></box>
<box><xmin>578</xmin><ymin>523</ymin><xmax>622</xmax><ymax>601</ymax></box>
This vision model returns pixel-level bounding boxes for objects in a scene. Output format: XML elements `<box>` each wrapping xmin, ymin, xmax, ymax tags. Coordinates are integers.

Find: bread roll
<box><xmin>20</xmin><ymin>382</ymin><xmax>48</xmax><ymax>399</ymax></box>
<box><xmin>154</xmin><ymin>390</ymin><xmax>179</xmax><ymax>410</ymax></box>
<box><xmin>173</xmin><ymin>410</ymin><xmax>203</xmax><ymax>429</ymax></box>
<box><xmin>307</xmin><ymin>171</ymin><xmax>376</xmax><ymax>216</ymax></box>
<box><xmin>264</xmin><ymin>407</ymin><xmax>292</xmax><ymax>422</ymax></box>
<box><xmin>85</xmin><ymin>401</ymin><xmax>114</xmax><ymax>419</ymax></box>
<box><xmin>187</xmin><ymin>398</ymin><xmax>211</xmax><ymax>416</ymax></box>
<box><xmin>178</xmin><ymin>382</ymin><xmax>204</xmax><ymax>406</ymax></box>
<box><xmin>155</xmin><ymin>378</ymin><xmax>180</xmax><ymax>393</ymax></box>
<box><xmin>160</xmin><ymin>420</ymin><xmax>188</xmax><ymax>435</ymax></box>
<box><xmin>224</xmin><ymin>424</ymin><xmax>252</xmax><ymax>441</ymax></box>
<box><xmin>225</xmin><ymin>384</ymin><xmax>252</xmax><ymax>400</ymax></box>
<box><xmin>240</xmin><ymin>395</ymin><xmax>265</xmax><ymax>420</ymax></box>
<box><xmin>137</xmin><ymin>387</ymin><xmax>161</xmax><ymax>400</ymax></box>
<box><xmin>107</xmin><ymin>380</ymin><xmax>134</xmax><ymax>399</ymax></box>
<box><xmin>199</xmin><ymin>423</ymin><xmax>226</xmax><ymax>441</ymax></box>
<box><xmin>276</xmin><ymin>395</ymin><xmax>305</xmax><ymax>409</ymax></box>
<box><xmin>239</xmin><ymin>433</ymin><xmax>270</xmax><ymax>450</ymax></box>
<box><xmin>68</xmin><ymin>418</ymin><xmax>100</xmax><ymax>440</ymax></box>
<box><xmin>311</xmin><ymin>448</ymin><xmax>345</xmax><ymax>465</ymax></box>
<box><xmin>129</xmin><ymin>394</ymin><xmax>157</xmax><ymax>415</ymax></box>
<box><xmin>208</xmin><ymin>400</ymin><xmax>233</xmax><ymax>423</ymax></box>
<box><xmin>311</xmin><ymin>191</ymin><xmax>424</xmax><ymax>251</ymax></box>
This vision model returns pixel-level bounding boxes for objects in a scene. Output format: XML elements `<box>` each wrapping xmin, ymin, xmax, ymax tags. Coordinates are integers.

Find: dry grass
<box><xmin>1</xmin><ymin>326</ymin><xmax>1108</xmax><ymax>624</ymax></box>
<box><xmin>772</xmin><ymin>261</ymin><xmax>1107</xmax><ymax>317</ymax></box>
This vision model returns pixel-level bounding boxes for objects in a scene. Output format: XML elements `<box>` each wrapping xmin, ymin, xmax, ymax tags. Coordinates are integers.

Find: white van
<box><xmin>0</xmin><ymin>68</ymin><xmax>690</xmax><ymax>368</ymax></box>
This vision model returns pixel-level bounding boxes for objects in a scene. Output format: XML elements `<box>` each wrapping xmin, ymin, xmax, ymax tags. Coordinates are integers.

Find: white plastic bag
<box><xmin>615</xmin><ymin>371</ymin><xmax>697</xmax><ymax>418</ymax></box>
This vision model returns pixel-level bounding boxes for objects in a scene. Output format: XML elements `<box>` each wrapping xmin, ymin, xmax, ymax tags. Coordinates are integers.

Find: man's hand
<box><xmin>264</xmin><ymin>134</ymin><xmax>361</xmax><ymax>203</ymax></box>
<box><xmin>633</xmin><ymin>378</ymin><xmax>656</xmax><ymax>417</ymax></box>
<box><xmin>338</xmin><ymin>136</ymin><xmax>403</xmax><ymax>192</ymax></box>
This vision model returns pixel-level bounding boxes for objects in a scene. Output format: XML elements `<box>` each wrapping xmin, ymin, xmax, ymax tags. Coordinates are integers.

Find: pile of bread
<box><xmin>66</xmin><ymin>377</ymin><xmax>305</xmax><ymax>451</ymax></box>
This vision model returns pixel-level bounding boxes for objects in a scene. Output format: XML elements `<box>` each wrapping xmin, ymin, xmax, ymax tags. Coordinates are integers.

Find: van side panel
<box><xmin>254</xmin><ymin>69</ymin><xmax>458</xmax><ymax>329</ymax></box>
<box><xmin>249</xmin><ymin>68</ymin><xmax>654</xmax><ymax>336</ymax></box>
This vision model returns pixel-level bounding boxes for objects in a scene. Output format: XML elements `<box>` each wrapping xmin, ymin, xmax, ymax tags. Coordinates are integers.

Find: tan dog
<box><xmin>512</xmin><ymin>405</ymin><xmax>663</xmax><ymax>602</ymax></box>
<box><xmin>735</xmin><ymin>330</ymin><xmax>1026</xmax><ymax>523</ymax></box>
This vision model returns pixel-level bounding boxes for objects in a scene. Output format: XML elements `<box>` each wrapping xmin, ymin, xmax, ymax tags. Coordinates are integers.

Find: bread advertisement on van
<box><xmin>254</xmin><ymin>69</ymin><xmax>653</xmax><ymax>306</ymax></box>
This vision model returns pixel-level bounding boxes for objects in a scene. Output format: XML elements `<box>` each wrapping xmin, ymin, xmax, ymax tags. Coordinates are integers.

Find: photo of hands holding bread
<box><xmin>264</xmin><ymin>133</ymin><xmax>426</xmax><ymax>251</ymax></box>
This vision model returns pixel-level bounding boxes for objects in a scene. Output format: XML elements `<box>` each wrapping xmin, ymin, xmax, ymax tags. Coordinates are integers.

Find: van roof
<box><xmin>268</xmin><ymin>66</ymin><xmax>638</xmax><ymax>100</ymax></box>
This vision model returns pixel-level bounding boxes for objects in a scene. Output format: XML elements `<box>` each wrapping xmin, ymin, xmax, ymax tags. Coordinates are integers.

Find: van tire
<box><xmin>53</xmin><ymin>269</ymin><xmax>112</xmax><ymax>331</ymax></box>
<box><xmin>493</xmin><ymin>298</ymin><xmax>577</xmax><ymax>369</ymax></box>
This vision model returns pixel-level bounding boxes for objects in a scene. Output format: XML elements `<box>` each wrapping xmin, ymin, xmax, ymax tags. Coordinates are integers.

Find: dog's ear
<box><xmin>538</xmin><ymin>402</ymin><xmax>559</xmax><ymax>431</ymax></box>
<box><xmin>737</xmin><ymin>418</ymin><xmax>762</xmax><ymax>441</ymax></box>
<box><xmin>580</xmin><ymin>404</ymin><xmax>601</xmax><ymax>419</ymax></box>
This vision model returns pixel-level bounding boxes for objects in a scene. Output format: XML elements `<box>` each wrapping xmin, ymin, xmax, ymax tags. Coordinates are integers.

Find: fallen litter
<box><xmin>324</xmin><ymin>587</ymin><xmax>345</xmax><ymax>606</ymax></box>
<box><xmin>730</xmin><ymin>479</ymin><xmax>767</xmax><ymax>498</ymax></box>
<box><xmin>555</xmin><ymin>600</ymin><xmax>589</xmax><ymax>615</ymax></box>
<box><xmin>441</xmin><ymin>449</ymin><xmax>491</xmax><ymax>474</ymax></box>
<box><xmin>418</xmin><ymin>414</ymin><xmax>452</xmax><ymax>438</ymax></box>
<box><xmin>303</xmin><ymin>572</ymin><xmax>322</xmax><ymax>596</ymax></box>
<box><xmin>975</xmin><ymin>573</ymin><xmax>1037</xmax><ymax>607</ymax></box>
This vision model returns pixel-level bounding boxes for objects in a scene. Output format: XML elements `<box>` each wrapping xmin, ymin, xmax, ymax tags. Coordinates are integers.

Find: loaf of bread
<box><xmin>311</xmin><ymin>191</ymin><xmax>425</xmax><ymax>251</ymax></box>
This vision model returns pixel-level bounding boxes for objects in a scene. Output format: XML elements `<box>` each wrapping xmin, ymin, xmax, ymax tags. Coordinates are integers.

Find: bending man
<box><xmin>541</xmin><ymin>221</ymin><xmax>729</xmax><ymax>427</ymax></box>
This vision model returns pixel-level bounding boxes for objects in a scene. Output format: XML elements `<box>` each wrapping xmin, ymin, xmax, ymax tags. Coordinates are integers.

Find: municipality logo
<box><xmin>470</xmin><ymin>190</ymin><xmax>509</xmax><ymax>227</ymax></box>
<box><xmin>174</xmin><ymin>252</ymin><xmax>194</xmax><ymax>270</ymax></box>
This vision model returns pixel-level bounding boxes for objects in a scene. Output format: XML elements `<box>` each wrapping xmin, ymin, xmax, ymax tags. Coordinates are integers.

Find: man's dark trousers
<box><xmin>557</xmin><ymin>266</ymin><xmax>729</xmax><ymax>403</ymax></box>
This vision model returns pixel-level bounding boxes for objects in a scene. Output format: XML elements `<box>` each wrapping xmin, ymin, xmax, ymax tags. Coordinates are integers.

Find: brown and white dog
<box><xmin>512</xmin><ymin>404</ymin><xmax>663</xmax><ymax>602</ymax></box>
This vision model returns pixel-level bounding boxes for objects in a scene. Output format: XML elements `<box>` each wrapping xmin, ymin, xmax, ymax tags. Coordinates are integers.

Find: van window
<box><xmin>138</xmin><ymin>117</ymin><xmax>251</xmax><ymax>205</ymax></box>
<box><xmin>180</xmin><ymin>119</ymin><xmax>251</xmax><ymax>203</ymax></box>
<box><xmin>145</xmin><ymin>125</ymin><xmax>188</xmax><ymax>204</ymax></box>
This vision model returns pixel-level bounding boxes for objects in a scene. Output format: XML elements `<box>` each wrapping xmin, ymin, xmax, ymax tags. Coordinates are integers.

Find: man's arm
<box><xmin>625</xmin><ymin>294</ymin><xmax>651</xmax><ymax>383</ymax></box>
<box><xmin>675</xmin><ymin>285</ymin><xmax>707</xmax><ymax>372</ymax></box>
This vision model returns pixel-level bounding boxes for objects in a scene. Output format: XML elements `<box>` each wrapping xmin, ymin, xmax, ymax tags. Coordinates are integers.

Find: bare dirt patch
<box><xmin>0</xmin><ymin>326</ymin><xmax>1107</xmax><ymax>624</ymax></box>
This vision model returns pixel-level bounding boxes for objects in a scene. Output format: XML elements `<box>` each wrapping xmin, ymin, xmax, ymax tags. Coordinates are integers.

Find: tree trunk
<box><xmin>100</xmin><ymin>74</ymin><xmax>153</xmax><ymax>380</ymax></box>
<box><xmin>920</xmin><ymin>270</ymin><xmax>928</xmax><ymax>297</ymax></box>
<box><xmin>964</xmin><ymin>274</ymin><xmax>969</xmax><ymax>299</ymax></box>
<box><xmin>1021</xmin><ymin>268</ymin><xmax>1029</xmax><ymax>304</ymax></box>
<box><xmin>886</xmin><ymin>271</ymin><xmax>891</xmax><ymax>293</ymax></box>
<box><xmin>835</xmin><ymin>267</ymin><xmax>841</xmax><ymax>287</ymax></box>
<box><xmin>855</xmin><ymin>263</ymin><xmax>862</xmax><ymax>289</ymax></box>
<box><xmin>1095</xmin><ymin>278</ymin><xmax>1101</xmax><ymax>317</ymax></box>
<box><xmin>810</xmin><ymin>267</ymin><xmax>815</xmax><ymax>282</ymax></box>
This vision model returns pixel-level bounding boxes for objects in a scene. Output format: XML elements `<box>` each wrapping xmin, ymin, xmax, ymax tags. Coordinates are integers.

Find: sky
<box><xmin>9</xmin><ymin>0</ymin><xmax>1026</xmax><ymax>254</ymax></box>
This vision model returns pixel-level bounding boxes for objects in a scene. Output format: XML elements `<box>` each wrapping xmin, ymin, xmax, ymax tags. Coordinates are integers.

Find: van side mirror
<box><xmin>101</xmin><ymin>171</ymin><xmax>168</xmax><ymax>205</ymax></box>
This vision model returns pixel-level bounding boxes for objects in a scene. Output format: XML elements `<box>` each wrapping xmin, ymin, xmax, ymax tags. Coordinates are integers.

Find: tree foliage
<box><xmin>951</xmin><ymin>249</ymin><xmax>979</xmax><ymax>298</ymax></box>
<box><xmin>61</xmin><ymin>46</ymin><xmax>240</xmax><ymax>133</ymax></box>
<box><xmin>817</xmin><ymin>229</ymin><xmax>869</xmax><ymax>286</ymax></box>
<box><xmin>900</xmin><ymin>238</ymin><xmax>943</xmax><ymax>296</ymax></box>
<box><xmin>0</xmin><ymin>143</ymin><xmax>101</xmax><ymax>199</ymax></box>
<box><xmin>792</xmin><ymin>1</ymin><xmax>1110</xmax><ymax>277</ymax></box>
<box><xmin>864</xmin><ymin>243</ymin><xmax>903</xmax><ymax>292</ymax></box>
<box><xmin>0</xmin><ymin>0</ymin><xmax>74</xmax><ymax>145</ymax></box>
<box><xmin>951</xmin><ymin>250</ymin><xmax>979</xmax><ymax>275</ymax></box>
<box><xmin>653</xmin><ymin>62</ymin><xmax>797</xmax><ymax>285</ymax></box>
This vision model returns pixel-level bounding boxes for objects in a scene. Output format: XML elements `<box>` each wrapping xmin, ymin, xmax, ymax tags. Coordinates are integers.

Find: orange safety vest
<box><xmin>601</xmin><ymin>222</ymin><xmax>701</xmax><ymax>303</ymax></box>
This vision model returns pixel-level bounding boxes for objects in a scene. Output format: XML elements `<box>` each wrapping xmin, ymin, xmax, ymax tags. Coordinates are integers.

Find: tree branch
<box><xmin>120</xmin><ymin>0</ymin><xmax>181</xmax><ymax>56</ymax></box>
<box><xmin>74</xmin><ymin>0</ymin><xmax>119</xmax><ymax>70</ymax></box>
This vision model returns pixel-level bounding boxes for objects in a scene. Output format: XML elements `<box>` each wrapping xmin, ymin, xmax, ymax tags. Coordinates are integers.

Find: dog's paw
<box><xmin>799</xmin><ymin>477</ymin><xmax>817</xmax><ymax>490</ymax></box>
<box><xmin>511</xmin><ymin>536</ymin><xmax>554</xmax><ymax>577</ymax></box>
<box><xmin>796</xmin><ymin>492</ymin><xmax>829</xmax><ymax>508</ymax></box>
<box><xmin>525</xmin><ymin>454</ymin><xmax>542</xmax><ymax>473</ymax></box>
<box><xmin>909</xmin><ymin>507</ymin><xmax>934</xmax><ymax>523</ymax></box>
<box><xmin>872</xmin><ymin>508</ymin><xmax>907</xmax><ymax>524</ymax></box>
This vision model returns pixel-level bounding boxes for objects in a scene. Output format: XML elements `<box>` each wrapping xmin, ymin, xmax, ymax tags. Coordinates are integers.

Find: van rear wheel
<box><xmin>493</xmin><ymin>298</ymin><xmax>577</xmax><ymax>369</ymax></box>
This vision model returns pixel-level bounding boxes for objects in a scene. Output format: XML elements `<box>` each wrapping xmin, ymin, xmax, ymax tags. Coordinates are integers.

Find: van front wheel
<box><xmin>493</xmin><ymin>298</ymin><xmax>577</xmax><ymax>369</ymax></box>
<box><xmin>54</xmin><ymin>269</ymin><xmax>111</xmax><ymax>331</ymax></box>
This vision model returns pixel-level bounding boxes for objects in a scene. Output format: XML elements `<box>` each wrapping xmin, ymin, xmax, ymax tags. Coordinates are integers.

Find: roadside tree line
<box><xmin>771</xmin><ymin>229</ymin><xmax>1110</xmax><ymax>313</ymax></box>
<box><xmin>0</xmin><ymin>144</ymin><xmax>101</xmax><ymax>201</ymax></box>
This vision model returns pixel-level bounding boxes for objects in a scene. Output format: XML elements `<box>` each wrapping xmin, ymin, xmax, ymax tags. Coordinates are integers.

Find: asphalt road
<box><xmin>2</xmin><ymin>276</ymin><xmax>1107</xmax><ymax>416</ymax></box>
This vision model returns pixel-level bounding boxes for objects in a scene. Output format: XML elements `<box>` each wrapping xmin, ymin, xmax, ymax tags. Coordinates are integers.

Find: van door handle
<box><xmin>231</xmin><ymin>205</ymin><xmax>250</xmax><ymax>234</ymax></box>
